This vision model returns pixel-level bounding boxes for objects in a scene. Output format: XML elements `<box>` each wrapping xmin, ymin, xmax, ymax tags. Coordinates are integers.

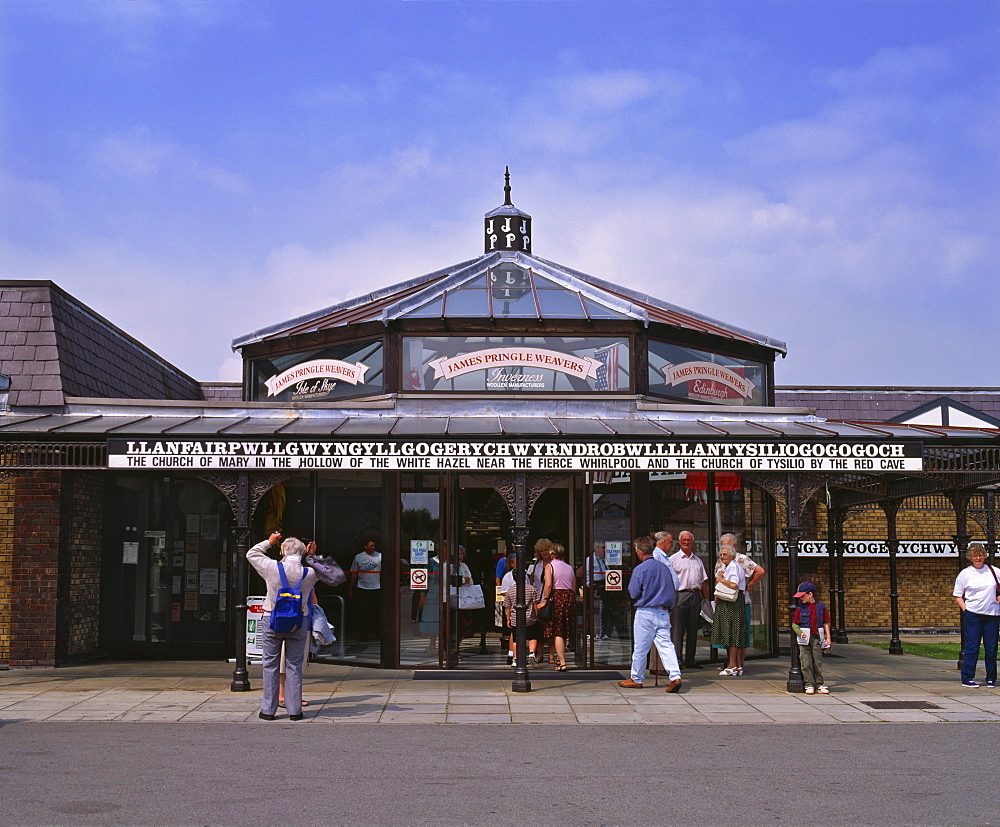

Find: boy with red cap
<box><xmin>792</xmin><ymin>582</ymin><xmax>832</xmax><ymax>695</ymax></box>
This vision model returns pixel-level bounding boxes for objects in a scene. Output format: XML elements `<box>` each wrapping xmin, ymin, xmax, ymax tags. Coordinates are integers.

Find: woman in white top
<box><xmin>953</xmin><ymin>543</ymin><xmax>1000</xmax><ymax>687</ymax></box>
<box><xmin>711</xmin><ymin>545</ymin><xmax>747</xmax><ymax>676</ymax></box>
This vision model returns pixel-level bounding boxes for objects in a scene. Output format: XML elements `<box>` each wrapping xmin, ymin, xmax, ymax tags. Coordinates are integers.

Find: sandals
<box><xmin>277</xmin><ymin>700</ymin><xmax>309</xmax><ymax>708</ymax></box>
<box><xmin>719</xmin><ymin>668</ymin><xmax>739</xmax><ymax>676</ymax></box>
<box><xmin>556</xmin><ymin>664</ymin><xmax>568</xmax><ymax>672</ymax></box>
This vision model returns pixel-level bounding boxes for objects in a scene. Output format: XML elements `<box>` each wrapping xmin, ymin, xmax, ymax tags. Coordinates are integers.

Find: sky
<box><xmin>1</xmin><ymin>1</ymin><xmax>998</xmax><ymax>387</ymax></box>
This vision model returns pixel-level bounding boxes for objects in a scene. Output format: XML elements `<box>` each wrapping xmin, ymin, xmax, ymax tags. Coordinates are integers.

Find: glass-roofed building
<box><xmin>2</xmin><ymin>173</ymin><xmax>999</xmax><ymax>690</ymax></box>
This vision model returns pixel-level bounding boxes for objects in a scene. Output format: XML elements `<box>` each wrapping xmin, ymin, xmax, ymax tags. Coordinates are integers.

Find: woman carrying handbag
<box><xmin>711</xmin><ymin>545</ymin><xmax>747</xmax><ymax>676</ymax></box>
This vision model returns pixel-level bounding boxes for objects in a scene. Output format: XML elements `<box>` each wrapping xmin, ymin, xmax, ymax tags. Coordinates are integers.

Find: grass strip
<box><xmin>855</xmin><ymin>639</ymin><xmax>974</xmax><ymax>660</ymax></box>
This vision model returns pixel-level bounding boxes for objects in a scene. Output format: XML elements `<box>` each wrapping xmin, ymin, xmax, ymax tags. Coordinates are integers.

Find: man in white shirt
<box><xmin>349</xmin><ymin>539</ymin><xmax>382</xmax><ymax>641</ymax></box>
<box><xmin>669</xmin><ymin>531</ymin><xmax>708</xmax><ymax>669</ymax></box>
<box><xmin>653</xmin><ymin>531</ymin><xmax>681</xmax><ymax>591</ymax></box>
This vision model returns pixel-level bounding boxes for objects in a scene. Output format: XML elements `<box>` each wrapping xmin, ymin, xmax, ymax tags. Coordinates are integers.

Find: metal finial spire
<box><xmin>503</xmin><ymin>166</ymin><xmax>512</xmax><ymax>206</ymax></box>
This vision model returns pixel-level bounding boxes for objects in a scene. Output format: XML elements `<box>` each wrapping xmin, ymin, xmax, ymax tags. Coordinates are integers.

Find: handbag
<box><xmin>714</xmin><ymin>582</ymin><xmax>739</xmax><ymax>602</ymax></box>
<box><xmin>305</xmin><ymin>554</ymin><xmax>347</xmax><ymax>587</ymax></box>
<box><xmin>536</xmin><ymin>595</ymin><xmax>555</xmax><ymax>620</ymax></box>
<box><xmin>451</xmin><ymin>584</ymin><xmax>486</xmax><ymax>609</ymax></box>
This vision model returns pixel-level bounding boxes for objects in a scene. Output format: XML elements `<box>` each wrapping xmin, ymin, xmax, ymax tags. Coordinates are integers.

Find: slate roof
<box><xmin>775</xmin><ymin>387</ymin><xmax>1000</xmax><ymax>423</ymax></box>
<box><xmin>0</xmin><ymin>282</ymin><xmax>202</xmax><ymax>407</ymax></box>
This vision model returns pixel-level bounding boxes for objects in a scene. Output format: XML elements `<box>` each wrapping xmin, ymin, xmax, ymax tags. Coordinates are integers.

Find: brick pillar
<box><xmin>0</xmin><ymin>477</ymin><xmax>14</xmax><ymax>663</ymax></box>
<box><xmin>10</xmin><ymin>470</ymin><xmax>62</xmax><ymax>668</ymax></box>
<box><xmin>62</xmin><ymin>472</ymin><xmax>104</xmax><ymax>658</ymax></box>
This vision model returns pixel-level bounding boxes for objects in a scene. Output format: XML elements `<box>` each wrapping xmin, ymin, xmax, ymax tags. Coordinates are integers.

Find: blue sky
<box><xmin>2</xmin><ymin>1</ymin><xmax>997</xmax><ymax>386</ymax></box>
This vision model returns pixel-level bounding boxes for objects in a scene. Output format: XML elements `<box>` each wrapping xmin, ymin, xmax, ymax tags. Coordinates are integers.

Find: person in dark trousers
<box><xmin>669</xmin><ymin>531</ymin><xmax>708</xmax><ymax>669</ymax></box>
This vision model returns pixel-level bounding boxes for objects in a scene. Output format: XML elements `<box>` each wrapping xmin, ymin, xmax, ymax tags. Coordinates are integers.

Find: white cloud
<box><xmin>92</xmin><ymin>127</ymin><xmax>247</xmax><ymax>193</ymax></box>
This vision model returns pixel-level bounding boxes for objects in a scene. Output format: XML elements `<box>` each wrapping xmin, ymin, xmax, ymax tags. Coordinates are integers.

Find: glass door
<box><xmin>398</xmin><ymin>481</ymin><xmax>442</xmax><ymax>667</ymax></box>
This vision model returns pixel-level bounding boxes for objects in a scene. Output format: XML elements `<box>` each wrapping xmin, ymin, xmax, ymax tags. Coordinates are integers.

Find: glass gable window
<box><xmin>402</xmin><ymin>336</ymin><xmax>630</xmax><ymax>393</ymax></box>
<box><xmin>647</xmin><ymin>339</ymin><xmax>767</xmax><ymax>406</ymax></box>
<box><xmin>394</xmin><ymin>263</ymin><xmax>634</xmax><ymax>322</ymax></box>
<box><xmin>251</xmin><ymin>339</ymin><xmax>383</xmax><ymax>402</ymax></box>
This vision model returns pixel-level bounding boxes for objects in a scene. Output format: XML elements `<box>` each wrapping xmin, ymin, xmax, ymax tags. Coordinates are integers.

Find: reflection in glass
<box><xmin>537</xmin><ymin>290</ymin><xmax>588</xmax><ymax>318</ymax></box>
<box><xmin>590</xmin><ymin>475</ymin><xmax>633</xmax><ymax>669</ymax></box>
<box><xmin>401</xmin><ymin>335</ymin><xmax>630</xmax><ymax>393</ymax></box>
<box><xmin>400</xmin><ymin>490</ymin><xmax>441</xmax><ymax>667</ymax></box>
<box><xmin>443</xmin><ymin>289</ymin><xmax>489</xmax><ymax>317</ymax></box>
<box><xmin>647</xmin><ymin>339</ymin><xmax>767</xmax><ymax>406</ymax></box>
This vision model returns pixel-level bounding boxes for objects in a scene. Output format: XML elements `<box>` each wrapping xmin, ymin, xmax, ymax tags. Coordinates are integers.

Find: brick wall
<box><xmin>0</xmin><ymin>476</ymin><xmax>13</xmax><ymax>662</ymax></box>
<box><xmin>774</xmin><ymin>557</ymin><xmax>961</xmax><ymax>628</ymax></box>
<box><xmin>774</xmin><ymin>496</ymin><xmax>967</xmax><ymax>629</ymax></box>
<box><xmin>62</xmin><ymin>472</ymin><xmax>103</xmax><ymax>657</ymax></box>
<box><xmin>10</xmin><ymin>471</ymin><xmax>62</xmax><ymax>667</ymax></box>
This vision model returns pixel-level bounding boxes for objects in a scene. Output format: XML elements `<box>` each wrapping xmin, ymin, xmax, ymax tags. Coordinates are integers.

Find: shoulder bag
<box><xmin>714</xmin><ymin>581</ymin><xmax>739</xmax><ymax>602</ymax></box>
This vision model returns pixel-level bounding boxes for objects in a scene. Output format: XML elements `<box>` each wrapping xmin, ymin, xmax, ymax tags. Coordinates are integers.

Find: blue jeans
<box><xmin>631</xmin><ymin>607</ymin><xmax>681</xmax><ymax>683</ymax></box>
<box><xmin>961</xmin><ymin>610</ymin><xmax>999</xmax><ymax>683</ymax></box>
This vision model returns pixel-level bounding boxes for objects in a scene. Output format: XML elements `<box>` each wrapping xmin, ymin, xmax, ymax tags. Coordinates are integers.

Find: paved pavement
<box><xmin>2</xmin><ymin>637</ymin><xmax>998</xmax><ymax>725</ymax></box>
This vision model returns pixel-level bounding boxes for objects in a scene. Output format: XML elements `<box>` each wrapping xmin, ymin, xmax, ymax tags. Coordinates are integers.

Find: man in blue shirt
<box><xmin>618</xmin><ymin>536</ymin><xmax>683</xmax><ymax>693</ymax></box>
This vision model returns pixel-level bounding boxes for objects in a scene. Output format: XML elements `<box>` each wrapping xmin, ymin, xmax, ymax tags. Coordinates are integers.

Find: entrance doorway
<box><xmin>398</xmin><ymin>474</ymin><xmax>590</xmax><ymax>669</ymax></box>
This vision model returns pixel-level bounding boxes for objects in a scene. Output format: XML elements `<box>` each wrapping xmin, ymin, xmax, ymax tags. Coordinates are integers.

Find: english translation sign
<box><xmin>108</xmin><ymin>438</ymin><xmax>923</xmax><ymax>473</ymax></box>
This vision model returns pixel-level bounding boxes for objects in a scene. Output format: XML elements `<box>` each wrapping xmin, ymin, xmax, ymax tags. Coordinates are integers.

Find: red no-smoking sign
<box><xmin>410</xmin><ymin>568</ymin><xmax>428</xmax><ymax>590</ymax></box>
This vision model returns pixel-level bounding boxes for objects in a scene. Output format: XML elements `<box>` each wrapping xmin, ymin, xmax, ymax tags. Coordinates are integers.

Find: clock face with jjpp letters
<box><xmin>490</xmin><ymin>264</ymin><xmax>531</xmax><ymax>303</ymax></box>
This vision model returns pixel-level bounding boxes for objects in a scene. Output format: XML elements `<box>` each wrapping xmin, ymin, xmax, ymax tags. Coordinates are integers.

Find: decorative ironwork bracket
<box><xmin>197</xmin><ymin>472</ymin><xmax>293</xmax><ymax>525</ymax></box>
<box><xmin>471</xmin><ymin>473</ymin><xmax>570</xmax><ymax>521</ymax></box>
<box><xmin>742</xmin><ymin>472</ymin><xmax>828</xmax><ymax>520</ymax></box>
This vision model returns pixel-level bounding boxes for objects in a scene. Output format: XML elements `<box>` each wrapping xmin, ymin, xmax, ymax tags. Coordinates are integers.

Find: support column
<box><xmin>832</xmin><ymin>508</ymin><xmax>849</xmax><ymax>644</ymax></box>
<box><xmin>986</xmin><ymin>490</ymin><xmax>996</xmax><ymax>563</ymax></box>
<box><xmin>511</xmin><ymin>473</ymin><xmax>531</xmax><ymax>694</ymax></box>
<box><xmin>881</xmin><ymin>499</ymin><xmax>903</xmax><ymax>655</ymax></box>
<box><xmin>825</xmin><ymin>506</ymin><xmax>839</xmax><ymax>645</ymax></box>
<box><xmin>230</xmin><ymin>472</ymin><xmax>252</xmax><ymax>691</ymax></box>
<box><xmin>197</xmin><ymin>471</ymin><xmax>290</xmax><ymax>692</ymax></box>
<box><xmin>950</xmin><ymin>490</ymin><xmax>973</xmax><ymax>672</ymax></box>
<box><xmin>783</xmin><ymin>473</ymin><xmax>806</xmax><ymax>694</ymax></box>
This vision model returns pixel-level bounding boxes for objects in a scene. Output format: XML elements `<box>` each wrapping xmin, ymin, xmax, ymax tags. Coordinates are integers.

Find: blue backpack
<box><xmin>269</xmin><ymin>560</ymin><xmax>309</xmax><ymax>634</ymax></box>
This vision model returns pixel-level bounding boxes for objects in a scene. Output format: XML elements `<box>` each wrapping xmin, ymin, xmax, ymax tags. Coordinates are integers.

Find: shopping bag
<box><xmin>457</xmin><ymin>584</ymin><xmax>485</xmax><ymax>610</ymax></box>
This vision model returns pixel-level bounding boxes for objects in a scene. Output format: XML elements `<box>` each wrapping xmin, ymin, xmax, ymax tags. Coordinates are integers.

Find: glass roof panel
<box><xmin>406</xmin><ymin>296</ymin><xmax>444</xmax><ymax>317</ymax></box>
<box><xmin>537</xmin><ymin>290</ymin><xmax>587</xmax><ymax>318</ymax></box>
<box><xmin>531</xmin><ymin>274</ymin><xmax>565</xmax><ymax>290</ymax></box>
<box><xmin>490</xmin><ymin>290</ymin><xmax>537</xmax><ymax>318</ymax></box>
<box><xmin>444</xmin><ymin>289</ymin><xmax>490</xmax><ymax>317</ymax></box>
<box><xmin>583</xmin><ymin>298</ymin><xmax>631</xmax><ymax>320</ymax></box>
<box><xmin>455</xmin><ymin>273</ymin><xmax>490</xmax><ymax>289</ymax></box>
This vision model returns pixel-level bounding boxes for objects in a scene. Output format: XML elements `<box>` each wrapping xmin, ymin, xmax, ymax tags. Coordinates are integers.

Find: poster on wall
<box><xmin>199</xmin><ymin>568</ymin><xmax>219</xmax><ymax>595</ymax></box>
<box><xmin>201</xmin><ymin>514</ymin><xmax>219</xmax><ymax>540</ymax></box>
<box><xmin>647</xmin><ymin>340</ymin><xmax>767</xmax><ymax>406</ymax></box>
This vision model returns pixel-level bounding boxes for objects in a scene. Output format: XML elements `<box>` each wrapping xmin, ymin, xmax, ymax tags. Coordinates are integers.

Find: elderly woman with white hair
<box><xmin>713</xmin><ymin>533</ymin><xmax>766</xmax><ymax>675</ymax></box>
<box><xmin>247</xmin><ymin>531</ymin><xmax>319</xmax><ymax>720</ymax></box>
<box><xmin>953</xmin><ymin>543</ymin><xmax>1000</xmax><ymax>688</ymax></box>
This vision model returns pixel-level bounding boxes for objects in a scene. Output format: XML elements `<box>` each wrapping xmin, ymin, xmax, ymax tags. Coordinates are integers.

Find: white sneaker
<box><xmin>527</xmin><ymin>653</ymin><xmax>539</xmax><ymax>667</ymax></box>
<box><xmin>816</xmin><ymin>685</ymin><xmax>830</xmax><ymax>694</ymax></box>
<box><xmin>804</xmin><ymin>686</ymin><xmax>815</xmax><ymax>694</ymax></box>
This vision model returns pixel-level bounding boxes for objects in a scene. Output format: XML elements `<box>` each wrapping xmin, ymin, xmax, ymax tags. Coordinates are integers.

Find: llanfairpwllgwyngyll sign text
<box><xmin>108</xmin><ymin>439</ymin><xmax>923</xmax><ymax>473</ymax></box>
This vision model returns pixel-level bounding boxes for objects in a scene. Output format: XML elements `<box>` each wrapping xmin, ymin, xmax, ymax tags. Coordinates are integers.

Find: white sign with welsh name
<box><xmin>776</xmin><ymin>540</ymin><xmax>959</xmax><ymax>557</ymax></box>
<box><xmin>108</xmin><ymin>439</ymin><xmax>924</xmax><ymax>473</ymax></box>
